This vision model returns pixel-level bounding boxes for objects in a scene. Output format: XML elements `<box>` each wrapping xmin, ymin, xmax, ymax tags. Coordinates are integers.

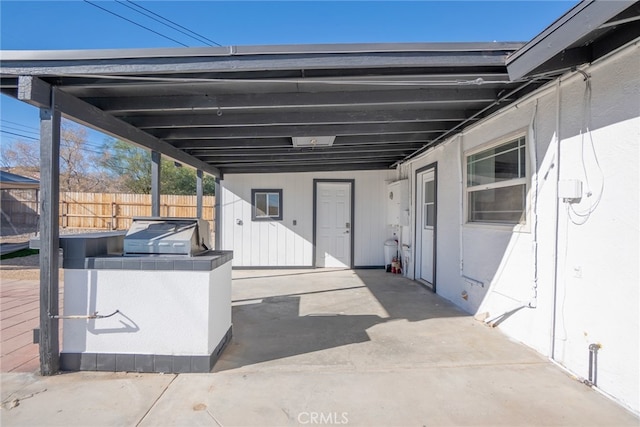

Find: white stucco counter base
<box><xmin>59</xmin><ymin>246</ymin><xmax>233</xmax><ymax>374</ymax></box>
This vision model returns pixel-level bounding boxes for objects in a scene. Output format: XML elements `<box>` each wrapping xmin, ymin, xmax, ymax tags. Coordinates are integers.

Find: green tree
<box><xmin>100</xmin><ymin>140</ymin><xmax>215</xmax><ymax>195</ymax></box>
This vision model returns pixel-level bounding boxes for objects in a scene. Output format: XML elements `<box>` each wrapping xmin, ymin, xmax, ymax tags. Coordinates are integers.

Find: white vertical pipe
<box><xmin>528</xmin><ymin>100</ymin><xmax>539</xmax><ymax>308</ymax></box>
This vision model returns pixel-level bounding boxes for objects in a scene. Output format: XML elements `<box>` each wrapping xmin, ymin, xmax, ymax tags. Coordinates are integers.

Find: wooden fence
<box><xmin>1</xmin><ymin>190</ymin><xmax>215</xmax><ymax>232</ymax></box>
<box><xmin>0</xmin><ymin>189</ymin><xmax>39</xmax><ymax>226</ymax></box>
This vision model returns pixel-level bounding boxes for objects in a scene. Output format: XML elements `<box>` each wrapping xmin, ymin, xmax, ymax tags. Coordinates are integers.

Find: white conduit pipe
<box><xmin>457</xmin><ymin>135</ymin><xmax>465</xmax><ymax>278</ymax></box>
<box><xmin>528</xmin><ymin>100</ymin><xmax>539</xmax><ymax>308</ymax></box>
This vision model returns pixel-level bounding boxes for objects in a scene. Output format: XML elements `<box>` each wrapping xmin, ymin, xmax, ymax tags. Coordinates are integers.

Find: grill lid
<box><xmin>123</xmin><ymin>217</ymin><xmax>210</xmax><ymax>256</ymax></box>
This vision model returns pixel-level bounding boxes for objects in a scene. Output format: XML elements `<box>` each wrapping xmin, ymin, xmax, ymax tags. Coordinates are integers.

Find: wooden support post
<box><xmin>39</xmin><ymin>99</ymin><xmax>61</xmax><ymax>376</ymax></box>
<box><xmin>151</xmin><ymin>151</ymin><xmax>161</xmax><ymax>217</ymax></box>
<box><xmin>196</xmin><ymin>169</ymin><xmax>203</xmax><ymax>219</ymax></box>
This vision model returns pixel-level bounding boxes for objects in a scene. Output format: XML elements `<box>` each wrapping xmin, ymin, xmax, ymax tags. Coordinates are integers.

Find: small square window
<box><xmin>252</xmin><ymin>189</ymin><xmax>283</xmax><ymax>221</ymax></box>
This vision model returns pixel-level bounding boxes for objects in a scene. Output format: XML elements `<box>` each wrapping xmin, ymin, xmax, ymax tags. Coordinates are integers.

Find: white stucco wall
<box><xmin>63</xmin><ymin>262</ymin><xmax>232</xmax><ymax>356</ymax></box>
<box><xmin>404</xmin><ymin>43</ymin><xmax>639</xmax><ymax>413</ymax></box>
<box><xmin>221</xmin><ymin>169</ymin><xmax>394</xmax><ymax>267</ymax></box>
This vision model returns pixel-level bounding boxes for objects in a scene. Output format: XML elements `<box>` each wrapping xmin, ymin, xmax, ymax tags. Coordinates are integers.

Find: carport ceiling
<box><xmin>1</xmin><ymin>43</ymin><xmax>550</xmax><ymax>176</ymax></box>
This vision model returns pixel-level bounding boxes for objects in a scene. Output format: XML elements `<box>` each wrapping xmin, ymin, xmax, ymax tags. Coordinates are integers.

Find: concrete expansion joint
<box><xmin>134</xmin><ymin>373</ymin><xmax>177</xmax><ymax>427</ymax></box>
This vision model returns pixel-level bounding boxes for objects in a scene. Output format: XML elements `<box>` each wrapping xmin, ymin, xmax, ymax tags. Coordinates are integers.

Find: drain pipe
<box><xmin>586</xmin><ymin>343</ymin><xmax>602</xmax><ymax>386</ymax></box>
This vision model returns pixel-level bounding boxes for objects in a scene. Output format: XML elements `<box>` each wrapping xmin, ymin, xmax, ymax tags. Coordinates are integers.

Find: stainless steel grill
<box><xmin>123</xmin><ymin>217</ymin><xmax>211</xmax><ymax>256</ymax></box>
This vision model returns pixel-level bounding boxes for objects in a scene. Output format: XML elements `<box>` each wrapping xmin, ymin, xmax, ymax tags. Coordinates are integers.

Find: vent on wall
<box><xmin>292</xmin><ymin>136</ymin><xmax>336</xmax><ymax>147</ymax></box>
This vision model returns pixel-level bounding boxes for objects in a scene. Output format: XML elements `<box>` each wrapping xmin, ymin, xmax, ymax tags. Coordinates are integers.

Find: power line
<box><xmin>82</xmin><ymin>0</ymin><xmax>189</xmax><ymax>47</ymax></box>
<box><xmin>118</xmin><ymin>0</ymin><xmax>222</xmax><ymax>47</ymax></box>
<box><xmin>1</xmin><ymin>118</ymin><xmax>117</xmax><ymax>150</ymax></box>
<box><xmin>1</xmin><ymin>139</ymin><xmax>107</xmax><ymax>158</ymax></box>
<box><xmin>0</xmin><ymin>132</ymin><xmax>109</xmax><ymax>157</ymax></box>
<box><xmin>0</xmin><ymin>125</ymin><xmax>40</xmax><ymax>136</ymax></box>
<box><xmin>1</xmin><ymin>130</ymin><xmax>38</xmax><ymax>141</ymax></box>
<box><xmin>1</xmin><ymin>119</ymin><xmax>40</xmax><ymax>132</ymax></box>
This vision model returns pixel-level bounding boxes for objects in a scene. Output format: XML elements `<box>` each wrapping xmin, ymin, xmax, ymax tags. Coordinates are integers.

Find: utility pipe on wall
<box><xmin>457</xmin><ymin>135</ymin><xmax>465</xmax><ymax>278</ymax></box>
<box><xmin>528</xmin><ymin>100</ymin><xmax>539</xmax><ymax>308</ymax></box>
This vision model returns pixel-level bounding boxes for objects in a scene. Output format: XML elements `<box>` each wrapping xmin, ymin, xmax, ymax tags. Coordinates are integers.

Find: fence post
<box><xmin>111</xmin><ymin>201</ymin><xmax>117</xmax><ymax>230</ymax></box>
<box><xmin>61</xmin><ymin>200</ymin><xmax>67</xmax><ymax>228</ymax></box>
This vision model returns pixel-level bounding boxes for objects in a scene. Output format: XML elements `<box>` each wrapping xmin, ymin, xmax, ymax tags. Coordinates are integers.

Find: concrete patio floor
<box><xmin>1</xmin><ymin>269</ymin><xmax>638</xmax><ymax>426</ymax></box>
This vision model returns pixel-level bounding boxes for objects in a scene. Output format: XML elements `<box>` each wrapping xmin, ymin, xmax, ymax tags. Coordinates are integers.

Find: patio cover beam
<box><xmin>189</xmin><ymin>143</ymin><xmax>424</xmax><ymax>157</ymax></box>
<box><xmin>506</xmin><ymin>1</ymin><xmax>634</xmax><ymax>79</ymax></box>
<box><xmin>151</xmin><ymin>122</ymin><xmax>447</xmax><ymax>140</ymax></box>
<box><xmin>170</xmin><ymin>134</ymin><xmax>431</xmax><ymax>149</ymax></box>
<box><xmin>219</xmin><ymin>163</ymin><xmax>392</xmax><ymax>174</ymax></box>
<box><xmin>217</xmin><ymin>156</ymin><xmax>400</xmax><ymax>167</ymax></box>
<box><xmin>17</xmin><ymin>76</ymin><xmax>221</xmax><ymax>178</ymax></box>
<box><xmin>1</xmin><ymin>43</ymin><xmax>518</xmax><ymax>76</ymax></box>
<box><xmin>88</xmin><ymin>88</ymin><xmax>501</xmax><ymax>113</ymax></box>
<box><xmin>126</xmin><ymin>109</ymin><xmax>471</xmax><ymax>128</ymax></box>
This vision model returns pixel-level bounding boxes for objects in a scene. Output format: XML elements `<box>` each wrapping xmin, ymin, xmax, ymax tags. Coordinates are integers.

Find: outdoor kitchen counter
<box><xmin>32</xmin><ymin>231</ymin><xmax>232</xmax><ymax>271</ymax></box>
<box><xmin>77</xmin><ymin>251</ymin><xmax>233</xmax><ymax>271</ymax></box>
<box><xmin>50</xmin><ymin>232</ymin><xmax>234</xmax><ymax>374</ymax></box>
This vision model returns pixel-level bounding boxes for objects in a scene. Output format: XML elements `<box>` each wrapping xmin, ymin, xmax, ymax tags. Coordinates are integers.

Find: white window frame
<box><xmin>464</xmin><ymin>132</ymin><xmax>529</xmax><ymax>230</ymax></box>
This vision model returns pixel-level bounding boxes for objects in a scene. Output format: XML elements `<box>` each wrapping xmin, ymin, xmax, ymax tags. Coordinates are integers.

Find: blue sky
<box><xmin>0</xmin><ymin>1</ymin><xmax>578</xmax><ymax>153</ymax></box>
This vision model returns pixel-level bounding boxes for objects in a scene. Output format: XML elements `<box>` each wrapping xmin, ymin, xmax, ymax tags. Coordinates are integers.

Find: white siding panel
<box><xmin>221</xmin><ymin>170</ymin><xmax>393</xmax><ymax>267</ymax></box>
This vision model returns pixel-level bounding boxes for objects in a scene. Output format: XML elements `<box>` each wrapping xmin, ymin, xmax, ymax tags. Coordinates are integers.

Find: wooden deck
<box><xmin>1</xmin><ymin>278</ymin><xmax>62</xmax><ymax>373</ymax></box>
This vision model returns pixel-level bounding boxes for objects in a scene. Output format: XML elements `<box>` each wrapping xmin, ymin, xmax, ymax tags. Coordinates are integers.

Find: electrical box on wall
<box><xmin>558</xmin><ymin>179</ymin><xmax>583</xmax><ymax>200</ymax></box>
<box><xmin>387</xmin><ymin>180</ymin><xmax>409</xmax><ymax>226</ymax></box>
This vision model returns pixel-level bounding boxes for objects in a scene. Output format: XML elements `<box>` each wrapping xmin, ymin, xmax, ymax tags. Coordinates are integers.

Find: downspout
<box><xmin>550</xmin><ymin>78</ymin><xmax>562</xmax><ymax>360</ymax></box>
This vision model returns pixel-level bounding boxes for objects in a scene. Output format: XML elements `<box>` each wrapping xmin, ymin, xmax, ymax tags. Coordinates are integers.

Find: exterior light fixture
<box><xmin>292</xmin><ymin>136</ymin><xmax>336</xmax><ymax>147</ymax></box>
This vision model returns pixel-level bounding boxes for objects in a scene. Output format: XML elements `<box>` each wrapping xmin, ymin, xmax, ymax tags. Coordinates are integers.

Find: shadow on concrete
<box><xmin>354</xmin><ymin>269</ymin><xmax>467</xmax><ymax>323</ymax></box>
<box><xmin>232</xmin><ymin>268</ymin><xmax>350</xmax><ymax>282</ymax></box>
<box><xmin>215</xmin><ymin>269</ymin><xmax>466</xmax><ymax>371</ymax></box>
<box><xmin>217</xmin><ymin>294</ymin><xmax>381</xmax><ymax>370</ymax></box>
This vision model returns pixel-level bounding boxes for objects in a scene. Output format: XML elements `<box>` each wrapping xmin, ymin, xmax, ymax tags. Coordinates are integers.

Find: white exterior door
<box><xmin>316</xmin><ymin>182</ymin><xmax>351</xmax><ymax>267</ymax></box>
<box><xmin>417</xmin><ymin>170</ymin><xmax>435</xmax><ymax>284</ymax></box>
